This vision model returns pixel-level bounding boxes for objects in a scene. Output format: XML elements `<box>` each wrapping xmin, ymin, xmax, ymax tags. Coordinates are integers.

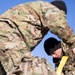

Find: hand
<box><xmin>72</xmin><ymin>48</ymin><xmax>75</xmax><ymax>54</ymax></box>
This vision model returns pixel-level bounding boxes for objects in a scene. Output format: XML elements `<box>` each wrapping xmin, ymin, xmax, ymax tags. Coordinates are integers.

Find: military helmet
<box><xmin>51</xmin><ymin>0</ymin><xmax>67</xmax><ymax>14</ymax></box>
<box><xmin>44</xmin><ymin>37</ymin><xmax>61</xmax><ymax>55</ymax></box>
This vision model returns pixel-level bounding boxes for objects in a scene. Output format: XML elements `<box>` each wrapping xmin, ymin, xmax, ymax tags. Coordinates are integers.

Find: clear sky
<box><xmin>0</xmin><ymin>0</ymin><xmax>75</xmax><ymax>69</ymax></box>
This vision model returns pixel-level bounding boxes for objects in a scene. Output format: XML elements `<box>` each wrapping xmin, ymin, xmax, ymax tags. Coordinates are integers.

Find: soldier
<box><xmin>0</xmin><ymin>0</ymin><xmax>75</xmax><ymax>75</ymax></box>
<box><xmin>44</xmin><ymin>37</ymin><xmax>75</xmax><ymax>75</ymax></box>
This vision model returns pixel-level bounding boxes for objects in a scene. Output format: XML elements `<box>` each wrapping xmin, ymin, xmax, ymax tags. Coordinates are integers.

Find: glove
<box><xmin>72</xmin><ymin>48</ymin><xmax>75</xmax><ymax>54</ymax></box>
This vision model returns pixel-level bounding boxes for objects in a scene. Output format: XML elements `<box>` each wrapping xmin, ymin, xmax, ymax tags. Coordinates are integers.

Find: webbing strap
<box><xmin>56</xmin><ymin>56</ymin><xmax>68</xmax><ymax>75</ymax></box>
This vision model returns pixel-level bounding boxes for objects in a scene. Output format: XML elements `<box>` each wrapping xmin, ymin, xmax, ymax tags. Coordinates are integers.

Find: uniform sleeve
<box><xmin>45</xmin><ymin>8</ymin><xmax>75</xmax><ymax>48</ymax></box>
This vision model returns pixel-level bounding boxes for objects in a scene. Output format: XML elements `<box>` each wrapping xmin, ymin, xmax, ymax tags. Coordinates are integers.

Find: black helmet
<box><xmin>44</xmin><ymin>37</ymin><xmax>61</xmax><ymax>55</ymax></box>
<box><xmin>51</xmin><ymin>0</ymin><xmax>67</xmax><ymax>14</ymax></box>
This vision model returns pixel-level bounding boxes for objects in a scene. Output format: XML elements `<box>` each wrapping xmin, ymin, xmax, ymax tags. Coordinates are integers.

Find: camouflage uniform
<box><xmin>54</xmin><ymin>41</ymin><xmax>75</xmax><ymax>75</ymax></box>
<box><xmin>0</xmin><ymin>1</ymin><xmax>75</xmax><ymax>75</ymax></box>
<box><xmin>60</xmin><ymin>42</ymin><xmax>75</xmax><ymax>75</ymax></box>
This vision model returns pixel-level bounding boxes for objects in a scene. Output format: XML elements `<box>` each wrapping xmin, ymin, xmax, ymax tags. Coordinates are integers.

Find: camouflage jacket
<box><xmin>61</xmin><ymin>41</ymin><xmax>75</xmax><ymax>75</ymax></box>
<box><xmin>53</xmin><ymin>41</ymin><xmax>75</xmax><ymax>75</ymax></box>
<box><xmin>0</xmin><ymin>1</ymin><xmax>75</xmax><ymax>74</ymax></box>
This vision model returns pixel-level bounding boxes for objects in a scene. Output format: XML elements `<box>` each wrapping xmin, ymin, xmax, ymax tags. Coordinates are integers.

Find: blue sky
<box><xmin>0</xmin><ymin>0</ymin><xmax>75</xmax><ymax>69</ymax></box>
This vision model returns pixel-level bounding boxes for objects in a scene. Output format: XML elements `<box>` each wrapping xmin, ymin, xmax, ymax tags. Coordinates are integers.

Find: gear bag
<box><xmin>9</xmin><ymin>56</ymin><xmax>57</xmax><ymax>75</ymax></box>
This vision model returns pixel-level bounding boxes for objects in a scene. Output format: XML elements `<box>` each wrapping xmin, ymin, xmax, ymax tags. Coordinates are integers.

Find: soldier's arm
<box><xmin>29</xmin><ymin>1</ymin><xmax>75</xmax><ymax>49</ymax></box>
<box><xmin>44</xmin><ymin>5</ymin><xmax>75</xmax><ymax>49</ymax></box>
